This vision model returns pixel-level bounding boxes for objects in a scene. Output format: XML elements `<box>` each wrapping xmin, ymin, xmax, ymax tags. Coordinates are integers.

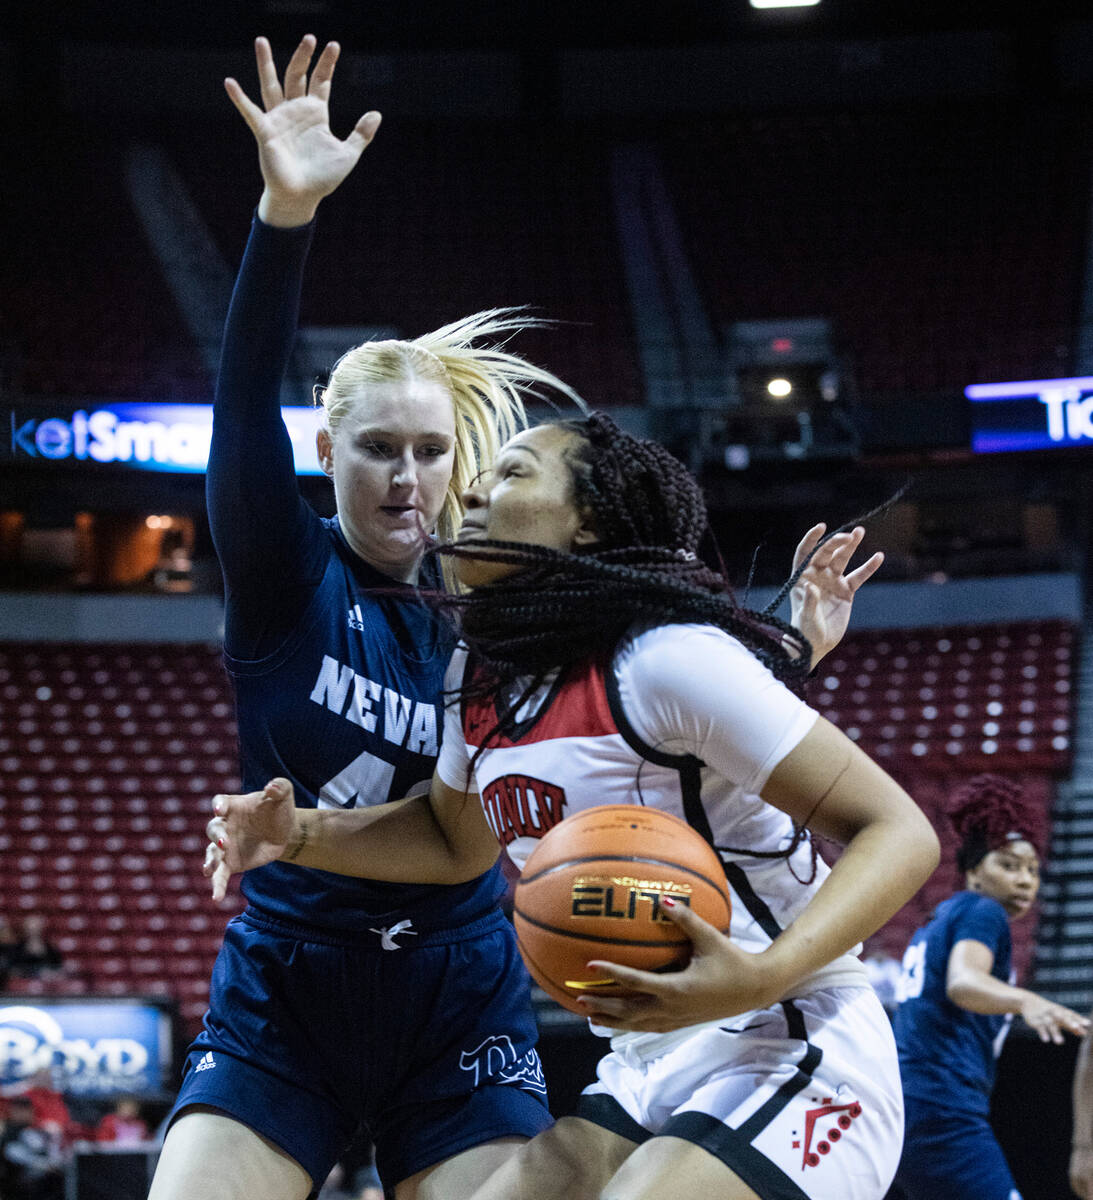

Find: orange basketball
<box><xmin>513</xmin><ymin>805</ymin><xmax>732</xmax><ymax>1014</ymax></box>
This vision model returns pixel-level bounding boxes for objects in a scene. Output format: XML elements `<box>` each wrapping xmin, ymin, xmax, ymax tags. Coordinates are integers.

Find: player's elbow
<box><xmin>438</xmin><ymin>843</ymin><xmax>501</xmax><ymax>884</ymax></box>
<box><xmin>945</xmin><ymin>977</ymin><xmax>979</xmax><ymax>1011</ymax></box>
<box><xmin>872</xmin><ymin>801</ymin><xmax>939</xmax><ymax>895</ymax></box>
<box><xmin>908</xmin><ymin>809</ymin><xmax>941</xmax><ymax>882</ymax></box>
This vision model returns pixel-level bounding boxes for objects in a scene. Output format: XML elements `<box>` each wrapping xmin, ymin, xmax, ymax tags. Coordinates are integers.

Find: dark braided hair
<box><xmin>436</xmin><ymin>411</ymin><xmax>811</xmax><ymax>696</ymax></box>
<box><xmin>947</xmin><ymin>774</ymin><xmax>1046</xmax><ymax>872</ymax></box>
<box><xmin>433</xmin><ymin>412</ymin><xmax>819</xmax><ymax>871</ymax></box>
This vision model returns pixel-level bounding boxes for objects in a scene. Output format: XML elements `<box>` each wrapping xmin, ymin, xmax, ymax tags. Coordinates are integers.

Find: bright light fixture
<box><xmin>767</xmin><ymin>378</ymin><xmax>793</xmax><ymax>398</ymax></box>
<box><xmin>750</xmin><ymin>0</ymin><xmax>820</xmax><ymax>8</ymax></box>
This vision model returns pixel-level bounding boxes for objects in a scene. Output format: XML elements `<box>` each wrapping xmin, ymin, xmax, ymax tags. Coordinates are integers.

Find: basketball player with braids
<box><xmin>162</xmin><ymin>35</ymin><xmax>875</xmax><ymax>1200</ymax></box>
<box><xmin>891</xmin><ymin>775</ymin><xmax>1089</xmax><ymax>1200</ymax></box>
<box><xmin>206</xmin><ymin>412</ymin><xmax>940</xmax><ymax>1200</ymax></box>
<box><xmin>148</xmin><ymin>34</ymin><xmax>590</xmax><ymax>1200</ymax></box>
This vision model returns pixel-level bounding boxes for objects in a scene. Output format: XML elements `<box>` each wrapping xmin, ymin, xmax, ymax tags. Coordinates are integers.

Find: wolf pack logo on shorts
<box><xmin>459</xmin><ymin>1034</ymin><xmax>547</xmax><ymax>1096</ymax></box>
<box><xmin>792</xmin><ymin>1093</ymin><xmax>863</xmax><ymax>1171</ymax></box>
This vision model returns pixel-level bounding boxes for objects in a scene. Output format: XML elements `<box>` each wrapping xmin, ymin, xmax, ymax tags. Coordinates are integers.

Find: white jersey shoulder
<box><xmin>439</xmin><ymin>625</ymin><xmax>865</xmax><ymax>995</ymax></box>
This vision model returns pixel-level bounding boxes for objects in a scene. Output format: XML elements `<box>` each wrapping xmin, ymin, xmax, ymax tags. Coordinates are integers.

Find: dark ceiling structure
<box><xmin>16</xmin><ymin>0</ymin><xmax>1093</xmax><ymax>52</ymax></box>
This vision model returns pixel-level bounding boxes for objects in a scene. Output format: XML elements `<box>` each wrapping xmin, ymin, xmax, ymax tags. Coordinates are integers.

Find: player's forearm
<box><xmin>762</xmin><ymin>811</ymin><xmax>939</xmax><ymax>997</ymax></box>
<box><xmin>946</xmin><ymin>966</ymin><xmax>1032</xmax><ymax>1014</ymax></box>
<box><xmin>1072</xmin><ymin>1028</ymin><xmax>1093</xmax><ymax>1150</ymax></box>
<box><xmin>755</xmin><ymin>723</ymin><xmax>939</xmax><ymax>998</ymax></box>
<box><xmin>208</xmin><ymin>216</ymin><xmax>313</xmax><ymax>563</ymax></box>
<box><xmin>258</xmin><ymin>188</ymin><xmax>321</xmax><ymax>229</ymax></box>
<box><xmin>283</xmin><ymin>797</ymin><xmax>494</xmax><ymax>883</ymax></box>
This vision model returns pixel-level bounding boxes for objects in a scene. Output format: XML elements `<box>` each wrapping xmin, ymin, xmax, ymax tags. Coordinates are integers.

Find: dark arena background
<box><xmin>2</xmin><ymin>2</ymin><xmax>1093</xmax><ymax>1197</ymax></box>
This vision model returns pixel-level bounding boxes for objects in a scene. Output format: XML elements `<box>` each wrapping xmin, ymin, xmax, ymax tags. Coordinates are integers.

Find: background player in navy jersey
<box><xmin>147</xmin><ymin>34</ymin><xmax>590</xmax><ymax>1200</ymax></box>
<box><xmin>205</xmin><ymin>412</ymin><xmax>940</xmax><ymax>1200</ymax></box>
<box><xmin>891</xmin><ymin>774</ymin><xmax>1089</xmax><ymax>1200</ymax></box>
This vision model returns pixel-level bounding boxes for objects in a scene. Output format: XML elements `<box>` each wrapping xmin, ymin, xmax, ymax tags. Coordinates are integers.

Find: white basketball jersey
<box><xmin>437</xmin><ymin>623</ymin><xmax>868</xmax><ymax>995</ymax></box>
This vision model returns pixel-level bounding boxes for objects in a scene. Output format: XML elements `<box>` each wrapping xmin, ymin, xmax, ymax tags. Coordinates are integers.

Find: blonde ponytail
<box><xmin>317</xmin><ymin>309</ymin><xmax>586</xmax><ymax>564</ymax></box>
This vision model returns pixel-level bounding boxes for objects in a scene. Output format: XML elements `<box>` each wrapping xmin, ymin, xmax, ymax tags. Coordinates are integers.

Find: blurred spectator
<box><xmin>19</xmin><ymin>1069</ymin><xmax>72</xmax><ymax>1144</ymax></box>
<box><xmin>95</xmin><ymin>1097</ymin><xmax>150</xmax><ymax>1146</ymax></box>
<box><xmin>0</xmin><ymin>915</ymin><xmax>19</xmax><ymax>988</ymax></box>
<box><xmin>0</xmin><ymin>1095</ymin><xmax>64</xmax><ymax>1200</ymax></box>
<box><xmin>863</xmin><ymin>950</ymin><xmax>903</xmax><ymax>1016</ymax></box>
<box><xmin>10</xmin><ymin>917</ymin><xmax>64</xmax><ymax>980</ymax></box>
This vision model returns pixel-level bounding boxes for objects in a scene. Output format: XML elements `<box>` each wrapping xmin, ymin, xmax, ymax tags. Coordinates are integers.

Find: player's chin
<box><xmin>376</xmin><ymin>532</ymin><xmax>429</xmax><ymax>568</ymax></box>
<box><xmin>453</xmin><ymin>553</ymin><xmax>518</xmax><ymax>590</ymax></box>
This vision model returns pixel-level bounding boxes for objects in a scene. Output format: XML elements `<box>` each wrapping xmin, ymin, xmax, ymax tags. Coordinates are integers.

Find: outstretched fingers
<box><xmin>791</xmin><ymin>523</ymin><xmax>826</xmax><ymax>573</ymax></box>
<box><xmin>822</xmin><ymin>525</ymin><xmax>864</xmax><ymax>568</ymax></box>
<box><xmin>282</xmin><ymin>34</ymin><xmax>319</xmax><ymax>101</ymax></box>
<box><xmin>1025</xmin><ymin>999</ymin><xmax>1090</xmax><ymax>1043</ymax></box>
<box><xmin>254</xmin><ymin>35</ymin><xmax>288</xmax><ymax>109</ymax></box>
<box><xmin>655</xmin><ymin>895</ymin><xmax>729</xmax><ymax>946</ymax></box>
<box><xmin>579</xmin><ymin>901</ymin><xmax>730</xmax><ymax>1025</ymax></box>
<box><xmin>307</xmin><ymin>39</ymin><xmax>341</xmax><ymax>102</ymax></box>
<box><xmin>203</xmin><ymin>841</ymin><xmax>231</xmax><ymax>903</ymax></box>
<box><xmin>1053</xmin><ymin>1005</ymin><xmax>1092</xmax><ymax>1042</ymax></box>
<box><xmin>223</xmin><ymin>76</ymin><xmax>264</xmax><ymax>133</ymax></box>
<box><xmin>843</xmin><ymin>549</ymin><xmax>885</xmax><ymax>592</ymax></box>
<box><xmin>802</xmin><ymin>525</ymin><xmax>884</xmax><ymax>591</ymax></box>
<box><xmin>345</xmin><ymin>110</ymin><xmax>383</xmax><ymax>157</ymax></box>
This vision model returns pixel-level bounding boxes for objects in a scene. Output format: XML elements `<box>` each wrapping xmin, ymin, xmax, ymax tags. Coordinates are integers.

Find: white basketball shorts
<box><xmin>577</xmin><ymin>985</ymin><xmax>902</xmax><ymax>1200</ymax></box>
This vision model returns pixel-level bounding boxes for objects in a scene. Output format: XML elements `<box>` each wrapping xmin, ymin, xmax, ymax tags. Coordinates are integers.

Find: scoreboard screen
<box><xmin>966</xmin><ymin>376</ymin><xmax>1093</xmax><ymax>454</ymax></box>
<box><xmin>6</xmin><ymin>401</ymin><xmax>325</xmax><ymax>474</ymax></box>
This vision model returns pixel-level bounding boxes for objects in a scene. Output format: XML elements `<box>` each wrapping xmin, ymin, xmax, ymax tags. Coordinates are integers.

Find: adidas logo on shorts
<box><xmin>193</xmin><ymin>1051</ymin><xmax>216</xmax><ymax>1073</ymax></box>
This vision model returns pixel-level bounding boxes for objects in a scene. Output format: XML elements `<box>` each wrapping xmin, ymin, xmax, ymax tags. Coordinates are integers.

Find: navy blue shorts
<box><xmin>166</xmin><ymin>907</ymin><xmax>552</xmax><ymax>1189</ymax></box>
<box><xmin>895</xmin><ymin>1096</ymin><xmax>1022</xmax><ymax>1200</ymax></box>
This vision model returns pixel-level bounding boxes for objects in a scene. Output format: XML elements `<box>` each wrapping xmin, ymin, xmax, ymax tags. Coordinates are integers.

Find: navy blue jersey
<box><xmin>893</xmin><ymin>891</ymin><xmax>1013</xmax><ymax>1114</ymax></box>
<box><xmin>206</xmin><ymin>216</ymin><xmax>504</xmax><ymax>933</ymax></box>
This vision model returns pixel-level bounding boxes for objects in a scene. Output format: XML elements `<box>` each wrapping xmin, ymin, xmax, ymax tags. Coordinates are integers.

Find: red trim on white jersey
<box><xmin>463</xmin><ymin>657</ymin><xmax>618</xmax><ymax>747</ymax></box>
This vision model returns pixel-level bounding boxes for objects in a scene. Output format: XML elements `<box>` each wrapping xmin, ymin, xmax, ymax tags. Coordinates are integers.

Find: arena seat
<box><xmin>0</xmin><ymin>642</ymin><xmax>244</xmax><ymax>1036</ymax></box>
<box><xmin>803</xmin><ymin>620</ymin><xmax>1074</xmax><ymax>981</ymax></box>
<box><xmin>0</xmin><ymin>621</ymin><xmax>1076</xmax><ymax>1027</ymax></box>
<box><xmin>662</xmin><ymin>100</ymin><xmax>1086</xmax><ymax>400</ymax></box>
<box><xmin>812</xmin><ymin>620</ymin><xmax>1075</xmax><ymax>772</ymax></box>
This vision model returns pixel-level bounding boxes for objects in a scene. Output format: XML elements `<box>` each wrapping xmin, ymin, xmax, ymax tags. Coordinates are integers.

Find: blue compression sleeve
<box><xmin>206</xmin><ymin>216</ymin><xmax>329</xmax><ymax>659</ymax></box>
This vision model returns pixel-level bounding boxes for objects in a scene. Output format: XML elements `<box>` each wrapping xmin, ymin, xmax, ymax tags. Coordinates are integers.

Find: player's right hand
<box><xmin>225</xmin><ymin>35</ymin><xmax>381</xmax><ymax>227</ymax></box>
<box><xmin>204</xmin><ymin>777</ymin><xmax>299</xmax><ymax>902</ymax></box>
<box><xmin>789</xmin><ymin>523</ymin><xmax>883</xmax><ymax>669</ymax></box>
<box><xmin>1019</xmin><ymin>993</ymin><xmax>1091</xmax><ymax>1044</ymax></box>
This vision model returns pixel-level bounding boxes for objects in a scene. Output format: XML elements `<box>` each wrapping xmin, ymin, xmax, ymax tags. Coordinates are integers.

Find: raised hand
<box><xmin>575</xmin><ymin>901</ymin><xmax>783</xmax><ymax>1032</ymax></box>
<box><xmin>203</xmin><ymin>778</ymin><xmax>300</xmax><ymax>902</ymax></box>
<box><xmin>225</xmin><ymin>35</ymin><xmax>382</xmax><ymax>227</ymax></box>
<box><xmin>790</xmin><ymin>524</ymin><xmax>883</xmax><ymax>668</ymax></box>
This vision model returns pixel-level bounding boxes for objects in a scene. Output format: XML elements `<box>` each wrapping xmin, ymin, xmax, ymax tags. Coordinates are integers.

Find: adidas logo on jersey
<box><xmin>193</xmin><ymin>1051</ymin><xmax>216</xmax><ymax>1073</ymax></box>
<box><xmin>347</xmin><ymin>604</ymin><xmax>365</xmax><ymax>631</ymax></box>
